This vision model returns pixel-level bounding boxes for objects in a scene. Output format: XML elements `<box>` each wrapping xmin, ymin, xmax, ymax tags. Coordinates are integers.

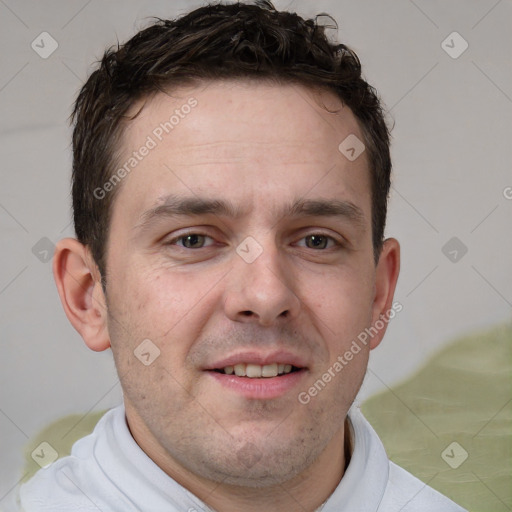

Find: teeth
<box><xmin>261</xmin><ymin>363</ymin><xmax>278</xmax><ymax>378</ymax></box>
<box><xmin>234</xmin><ymin>364</ymin><xmax>246</xmax><ymax>376</ymax></box>
<box><xmin>246</xmin><ymin>364</ymin><xmax>262</xmax><ymax>378</ymax></box>
<box><xmin>221</xmin><ymin>363</ymin><xmax>295</xmax><ymax>378</ymax></box>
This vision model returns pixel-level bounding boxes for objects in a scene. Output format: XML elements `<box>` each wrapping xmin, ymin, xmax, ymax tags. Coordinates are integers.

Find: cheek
<box><xmin>105</xmin><ymin>268</ymin><xmax>203</xmax><ymax>411</ymax></box>
<box><xmin>112</xmin><ymin>262</ymin><xmax>189</xmax><ymax>328</ymax></box>
<box><xmin>108</xmin><ymin>263</ymin><xmax>224</xmax><ymax>372</ymax></box>
<box><xmin>301</xmin><ymin>264</ymin><xmax>374</xmax><ymax>337</ymax></box>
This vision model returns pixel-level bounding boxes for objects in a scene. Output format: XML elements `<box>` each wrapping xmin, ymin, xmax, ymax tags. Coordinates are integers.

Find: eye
<box><xmin>296</xmin><ymin>234</ymin><xmax>339</xmax><ymax>250</ymax></box>
<box><xmin>170</xmin><ymin>233</ymin><xmax>215</xmax><ymax>249</ymax></box>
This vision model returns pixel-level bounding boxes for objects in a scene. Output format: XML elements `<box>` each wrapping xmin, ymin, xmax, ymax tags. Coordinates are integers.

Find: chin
<box><xmin>195</xmin><ymin>436</ymin><xmax>324</xmax><ymax>488</ymax></box>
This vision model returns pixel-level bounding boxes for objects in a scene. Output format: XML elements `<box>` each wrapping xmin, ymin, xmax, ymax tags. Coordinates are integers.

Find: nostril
<box><xmin>241</xmin><ymin>311</ymin><xmax>253</xmax><ymax>316</ymax></box>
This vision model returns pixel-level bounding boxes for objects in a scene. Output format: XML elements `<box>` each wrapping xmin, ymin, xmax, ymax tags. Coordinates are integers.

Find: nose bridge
<box><xmin>224</xmin><ymin>233</ymin><xmax>300</xmax><ymax>325</ymax></box>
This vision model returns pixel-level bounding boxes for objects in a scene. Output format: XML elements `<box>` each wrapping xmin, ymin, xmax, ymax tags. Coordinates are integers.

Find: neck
<box><xmin>128</xmin><ymin>411</ymin><xmax>352</xmax><ymax>512</ymax></box>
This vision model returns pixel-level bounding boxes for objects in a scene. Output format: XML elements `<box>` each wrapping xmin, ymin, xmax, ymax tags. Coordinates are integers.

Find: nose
<box><xmin>223</xmin><ymin>240</ymin><xmax>301</xmax><ymax>327</ymax></box>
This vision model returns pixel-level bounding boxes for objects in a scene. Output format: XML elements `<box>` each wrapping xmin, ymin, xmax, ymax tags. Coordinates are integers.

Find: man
<box><xmin>18</xmin><ymin>1</ymin><xmax>466</xmax><ymax>510</ymax></box>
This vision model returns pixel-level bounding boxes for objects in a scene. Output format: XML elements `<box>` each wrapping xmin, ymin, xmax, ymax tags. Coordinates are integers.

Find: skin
<box><xmin>54</xmin><ymin>80</ymin><xmax>400</xmax><ymax>512</ymax></box>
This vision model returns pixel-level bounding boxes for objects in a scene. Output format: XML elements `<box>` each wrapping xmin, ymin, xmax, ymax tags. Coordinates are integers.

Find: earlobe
<box><xmin>369</xmin><ymin>238</ymin><xmax>400</xmax><ymax>350</ymax></box>
<box><xmin>53</xmin><ymin>238</ymin><xmax>111</xmax><ymax>352</ymax></box>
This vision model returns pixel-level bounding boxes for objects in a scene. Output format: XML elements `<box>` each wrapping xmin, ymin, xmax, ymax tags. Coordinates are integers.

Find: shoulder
<box><xmin>378</xmin><ymin>461</ymin><xmax>468</xmax><ymax>512</ymax></box>
<box><xmin>17</xmin><ymin>407</ymin><xmax>134</xmax><ymax>512</ymax></box>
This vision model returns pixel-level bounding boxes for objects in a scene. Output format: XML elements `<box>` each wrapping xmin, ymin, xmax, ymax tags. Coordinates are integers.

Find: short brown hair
<box><xmin>71</xmin><ymin>0</ymin><xmax>391</xmax><ymax>280</ymax></box>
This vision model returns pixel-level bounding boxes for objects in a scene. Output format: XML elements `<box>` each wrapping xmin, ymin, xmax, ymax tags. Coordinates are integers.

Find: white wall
<box><xmin>1</xmin><ymin>0</ymin><xmax>511</xmax><ymax>506</ymax></box>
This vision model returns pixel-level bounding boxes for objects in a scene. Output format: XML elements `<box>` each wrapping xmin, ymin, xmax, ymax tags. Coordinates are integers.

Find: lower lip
<box><xmin>206</xmin><ymin>370</ymin><xmax>307</xmax><ymax>399</ymax></box>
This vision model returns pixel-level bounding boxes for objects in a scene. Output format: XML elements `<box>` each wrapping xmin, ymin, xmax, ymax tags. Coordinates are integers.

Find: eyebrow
<box><xmin>134</xmin><ymin>194</ymin><xmax>366</xmax><ymax>233</ymax></box>
<box><xmin>135</xmin><ymin>195</ymin><xmax>244</xmax><ymax>231</ymax></box>
<box><xmin>288</xmin><ymin>198</ymin><xmax>366</xmax><ymax>229</ymax></box>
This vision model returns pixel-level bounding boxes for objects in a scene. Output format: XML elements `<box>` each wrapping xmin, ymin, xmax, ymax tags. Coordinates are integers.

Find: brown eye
<box><xmin>172</xmin><ymin>233</ymin><xmax>214</xmax><ymax>249</ymax></box>
<box><xmin>304</xmin><ymin>234</ymin><xmax>331</xmax><ymax>249</ymax></box>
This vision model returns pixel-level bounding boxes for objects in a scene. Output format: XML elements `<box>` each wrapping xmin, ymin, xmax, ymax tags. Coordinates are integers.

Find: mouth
<box><xmin>204</xmin><ymin>352</ymin><xmax>308</xmax><ymax>399</ymax></box>
<box><xmin>212</xmin><ymin>363</ymin><xmax>301</xmax><ymax>378</ymax></box>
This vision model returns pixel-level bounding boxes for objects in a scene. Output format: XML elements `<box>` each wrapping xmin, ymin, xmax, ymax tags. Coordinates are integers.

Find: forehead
<box><xmin>111</xmin><ymin>80</ymin><xmax>371</xmax><ymax>225</ymax></box>
<box><xmin>126</xmin><ymin>79</ymin><xmax>362</xmax><ymax>153</ymax></box>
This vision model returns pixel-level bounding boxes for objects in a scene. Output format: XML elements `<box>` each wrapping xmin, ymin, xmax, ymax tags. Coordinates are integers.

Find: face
<box><xmin>103</xmin><ymin>80</ymin><xmax>379</xmax><ymax>487</ymax></box>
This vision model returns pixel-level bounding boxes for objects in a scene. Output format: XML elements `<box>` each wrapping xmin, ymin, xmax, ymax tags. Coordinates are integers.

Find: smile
<box><xmin>214</xmin><ymin>363</ymin><xmax>299</xmax><ymax>378</ymax></box>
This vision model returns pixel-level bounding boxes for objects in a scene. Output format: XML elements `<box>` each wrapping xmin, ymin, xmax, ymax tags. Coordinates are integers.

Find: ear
<box><xmin>369</xmin><ymin>237</ymin><xmax>400</xmax><ymax>350</ymax></box>
<box><xmin>52</xmin><ymin>238</ymin><xmax>110</xmax><ymax>352</ymax></box>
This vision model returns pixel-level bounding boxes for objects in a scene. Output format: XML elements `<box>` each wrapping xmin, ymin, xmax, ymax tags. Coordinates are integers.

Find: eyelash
<box><xmin>295</xmin><ymin>234</ymin><xmax>341</xmax><ymax>250</ymax></box>
<box><xmin>167</xmin><ymin>231</ymin><xmax>342</xmax><ymax>250</ymax></box>
<box><xmin>169</xmin><ymin>233</ymin><xmax>217</xmax><ymax>249</ymax></box>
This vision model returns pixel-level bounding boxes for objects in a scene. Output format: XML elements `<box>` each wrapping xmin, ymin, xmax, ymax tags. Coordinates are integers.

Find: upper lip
<box><xmin>204</xmin><ymin>350</ymin><xmax>308</xmax><ymax>370</ymax></box>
